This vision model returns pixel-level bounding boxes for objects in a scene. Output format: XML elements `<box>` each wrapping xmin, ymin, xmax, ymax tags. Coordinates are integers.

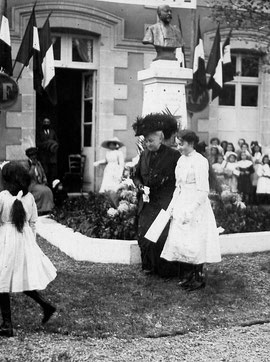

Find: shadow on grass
<box><xmin>10</xmin><ymin>238</ymin><xmax>270</xmax><ymax>340</ymax></box>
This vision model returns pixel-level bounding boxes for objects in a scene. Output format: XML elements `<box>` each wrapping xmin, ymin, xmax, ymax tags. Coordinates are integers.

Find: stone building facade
<box><xmin>1</xmin><ymin>0</ymin><xmax>269</xmax><ymax>190</ymax></box>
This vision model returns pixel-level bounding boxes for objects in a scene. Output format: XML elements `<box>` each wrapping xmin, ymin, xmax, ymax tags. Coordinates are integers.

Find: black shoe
<box><xmin>142</xmin><ymin>269</ymin><xmax>154</xmax><ymax>275</ymax></box>
<box><xmin>178</xmin><ymin>277</ymin><xmax>192</xmax><ymax>287</ymax></box>
<box><xmin>42</xmin><ymin>305</ymin><xmax>56</xmax><ymax>324</ymax></box>
<box><xmin>186</xmin><ymin>280</ymin><xmax>206</xmax><ymax>292</ymax></box>
<box><xmin>0</xmin><ymin>324</ymin><xmax>13</xmax><ymax>337</ymax></box>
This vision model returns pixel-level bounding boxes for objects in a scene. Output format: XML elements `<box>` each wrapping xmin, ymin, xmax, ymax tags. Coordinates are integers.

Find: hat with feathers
<box><xmin>132</xmin><ymin>113</ymin><xmax>178</xmax><ymax>138</ymax></box>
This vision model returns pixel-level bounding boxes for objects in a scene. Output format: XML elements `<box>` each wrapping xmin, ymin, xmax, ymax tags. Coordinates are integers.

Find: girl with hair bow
<box><xmin>0</xmin><ymin>162</ymin><xmax>57</xmax><ymax>337</ymax></box>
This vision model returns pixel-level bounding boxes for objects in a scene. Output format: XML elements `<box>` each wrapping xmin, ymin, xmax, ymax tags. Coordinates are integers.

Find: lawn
<box><xmin>8</xmin><ymin>237</ymin><xmax>270</xmax><ymax>340</ymax></box>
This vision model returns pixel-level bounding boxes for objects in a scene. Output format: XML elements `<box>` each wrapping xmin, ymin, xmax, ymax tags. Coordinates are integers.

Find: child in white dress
<box><xmin>0</xmin><ymin>162</ymin><xmax>57</xmax><ymax>337</ymax></box>
<box><xmin>212</xmin><ymin>154</ymin><xmax>226</xmax><ymax>187</ymax></box>
<box><xmin>256</xmin><ymin>155</ymin><xmax>270</xmax><ymax>204</ymax></box>
<box><xmin>223</xmin><ymin>152</ymin><xmax>239</xmax><ymax>192</ymax></box>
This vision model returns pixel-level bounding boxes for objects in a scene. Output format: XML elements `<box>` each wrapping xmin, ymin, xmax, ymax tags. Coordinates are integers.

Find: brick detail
<box><xmin>114</xmin><ymin>52</ymin><xmax>144</xmax><ymax>160</ymax></box>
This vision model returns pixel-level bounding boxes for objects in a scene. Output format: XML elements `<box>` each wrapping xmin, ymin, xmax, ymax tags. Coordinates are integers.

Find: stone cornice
<box><xmin>10</xmin><ymin>2</ymin><xmax>157</xmax><ymax>53</ymax></box>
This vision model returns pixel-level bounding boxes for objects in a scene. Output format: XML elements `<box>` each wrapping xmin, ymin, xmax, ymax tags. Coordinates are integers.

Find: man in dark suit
<box><xmin>36</xmin><ymin>118</ymin><xmax>59</xmax><ymax>187</ymax></box>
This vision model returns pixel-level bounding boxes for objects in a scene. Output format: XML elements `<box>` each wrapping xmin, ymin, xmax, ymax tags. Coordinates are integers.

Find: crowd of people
<box><xmin>0</xmin><ymin>111</ymin><xmax>269</xmax><ymax>337</ymax></box>
<box><xmin>207</xmin><ymin>138</ymin><xmax>270</xmax><ymax>204</ymax></box>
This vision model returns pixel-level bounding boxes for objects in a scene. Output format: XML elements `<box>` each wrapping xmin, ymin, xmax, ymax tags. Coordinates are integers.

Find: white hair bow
<box><xmin>16</xmin><ymin>190</ymin><xmax>23</xmax><ymax>201</ymax></box>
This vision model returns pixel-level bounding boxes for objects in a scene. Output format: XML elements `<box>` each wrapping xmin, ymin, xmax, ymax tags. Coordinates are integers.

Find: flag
<box><xmin>177</xmin><ymin>15</ymin><xmax>185</xmax><ymax>67</ymax></box>
<box><xmin>32</xmin><ymin>11</ymin><xmax>43</xmax><ymax>93</ymax></box>
<box><xmin>0</xmin><ymin>0</ymin><xmax>12</xmax><ymax>75</ymax></box>
<box><xmin>14</xmin><ymin>5</ymin><xmax>37</xmax><ymax>68</ymax></box>
<box><xmin>192</xmin><ymin>18</ymin><xmax>207</xmax><ymax>102</ymax></box>
<box><xmin>39</xmin><ymin>15</ymin><xmax>57</xmax><ymax>105</ymax></box>
<box><xmin>14</xmin><ymin>4</ymin><xmax>43</xmax><ymax>92</ymax></box>
<box><xmin>206</xmin><ymin>24</ymin><xmax>223</xmax><ymax>100</ymax></box>
<box><xmin>222</xmin><ymin>30</ymin><xmax>234</xmax><ymax>84</ymax></box>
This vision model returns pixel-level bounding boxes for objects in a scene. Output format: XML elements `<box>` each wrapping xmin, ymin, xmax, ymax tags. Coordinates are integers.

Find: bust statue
<box><xmin>142</xmin><ymin>5</ymin><xmax>183</xmax><ymax>61</ymax></box>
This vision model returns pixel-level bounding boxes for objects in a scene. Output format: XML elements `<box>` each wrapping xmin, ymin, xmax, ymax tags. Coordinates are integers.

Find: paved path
<box><xmin>0</xmin><ymin>324</ymin><xmax>269</xmax><ymax>361</ymax></box>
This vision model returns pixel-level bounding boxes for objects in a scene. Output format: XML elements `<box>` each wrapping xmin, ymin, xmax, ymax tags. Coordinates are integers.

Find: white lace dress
<box><xmin>0</xmin><ymin>190</ymin><xmax>57</xmax><ymax>293</ymax></box>
<box><xmin>161</xmin><ymin>151</ymin><xmax>221</xmax><ymax>264</ymax></box>
<box><xmin>99</xmin><ymin>149</ymin><xmax>124</xmax><ymax>192</ymax></box>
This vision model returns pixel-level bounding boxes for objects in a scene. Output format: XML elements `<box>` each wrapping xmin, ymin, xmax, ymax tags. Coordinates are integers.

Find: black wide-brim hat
<box><xmin>132</xmin><ymin>113</ymin><xmax>177</xmax><ymax>138</ymax></box>
<box><xmin>25</xmin><ymin>147</ymin><xmax>38</xmax><ymax>157</ymax></box>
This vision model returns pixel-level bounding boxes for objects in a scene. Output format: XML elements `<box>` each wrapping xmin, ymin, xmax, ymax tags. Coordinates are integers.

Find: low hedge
<box><xmin>52</xmin><ymin>191</ymin><xmax>270</xmax><ymax>240</ymax></box>
<box><xmin>51</xmin><ymin>192</ymin><xmax>137</xmax><ymax>240</ymax></box>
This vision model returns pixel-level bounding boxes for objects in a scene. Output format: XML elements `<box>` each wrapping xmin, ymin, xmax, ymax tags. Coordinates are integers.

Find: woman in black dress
<box><xmin>133</xmin><ymin>114</ymin><xmax>180</xmax><ymax>277</ymax></box>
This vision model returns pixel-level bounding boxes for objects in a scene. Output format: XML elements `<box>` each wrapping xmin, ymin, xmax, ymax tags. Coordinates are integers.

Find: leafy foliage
<box><xmin>208</xmin><ymin>0</ymin><xmax>270</xmax><ymax>68</ymax></box>
<box><xmin>208</xmin><ymin>0</ymin><xmax>270</xmax><ymax>30</ymax></box>
<box><xmin>51</xmin><ymin>192</ymin><xmax>137</xmax><ymax>240</ymax></box>
<box><xmin>210</xmin><ymin>192</ymin><xmax>270</xmax><ymax>234</ymax></box>
<box><xmin>52</xmin><ymin>188</ymin><xmax>270</xmax><ymax>241</ymax></box>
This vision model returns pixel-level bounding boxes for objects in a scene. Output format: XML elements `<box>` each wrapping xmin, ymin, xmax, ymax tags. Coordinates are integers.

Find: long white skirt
<box><xmin>99</xmin><ymin>163</ymin><xmax>123</xmax><ymax>193</ymax></box>
<box><xmin>0</xmin><ymin>223</ymin><xmax>57</xmax><ymax>293</ymax></box>
<box><xmin>256</xmin><ymin>176</ymin><xmax>270</xmax><ymax>194</ymax></box>
<box><xmin>161</xmin><ymin>184</ymin><xmax>221</xmax><ymax>264</ymax></box>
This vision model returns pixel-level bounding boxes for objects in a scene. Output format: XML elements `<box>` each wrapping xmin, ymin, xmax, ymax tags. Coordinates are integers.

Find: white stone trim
<box><xmin>37</xmin><ymin>216</ymin><xmax>270</xmax><ymax>265</ymax></box>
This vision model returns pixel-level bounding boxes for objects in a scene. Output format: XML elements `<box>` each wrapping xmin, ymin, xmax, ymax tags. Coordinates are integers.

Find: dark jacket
<box><xmin>134</xmin><ymin>144</ymin><xmax>180</xmax><ymax>214</ymax></box>
<box><xmin>36</xmin><ymin>128</ymin><xmax>58</xmax><ymax>164</ymax></box>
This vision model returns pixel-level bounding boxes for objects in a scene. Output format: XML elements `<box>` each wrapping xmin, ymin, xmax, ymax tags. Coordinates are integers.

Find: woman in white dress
<box><xmin>0</xmin><ymin>162</ymin><xmax>57</xmax><ymax>337</ymax></box>
<box><xmin>161</xmin><ymin>131</ymin><xmax>221</xmax><ymax>291</ymax></box>
<box><xmin>94</xmin><ymin>137</ymin><xmax>125</xmax><ymax>193</ymax></box>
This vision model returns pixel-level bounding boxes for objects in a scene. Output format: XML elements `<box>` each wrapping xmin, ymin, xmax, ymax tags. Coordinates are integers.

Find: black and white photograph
<box><xmin>0</xmin><ymin>0</ymin><xmax>270</xmax><ymax>360</ymax></box>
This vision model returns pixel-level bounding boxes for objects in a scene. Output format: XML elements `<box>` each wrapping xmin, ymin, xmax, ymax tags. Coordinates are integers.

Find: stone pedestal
<box><xmin>138</xmin><ymin>60</ymin><xmax>192</xmax><ymax>128</ymax></box>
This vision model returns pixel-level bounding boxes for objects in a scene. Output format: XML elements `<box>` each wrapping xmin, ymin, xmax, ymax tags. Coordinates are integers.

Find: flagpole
<box><xmin>16</xmin><ymin>64</ymin><xmax>25</xmax><ymax>82</ymax></box>
<box><xmin>0</xmin><ymin>0</ymin><xmax>5</xmax><ymax>19</ymax></box>
<box><xmin>190</xmin><ymin>8</ymin><xmax>196</xmax><ymax>68</ymax></box>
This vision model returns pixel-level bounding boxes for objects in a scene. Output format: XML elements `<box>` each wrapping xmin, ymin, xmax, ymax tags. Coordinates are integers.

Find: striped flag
<box><xmin>14</xmin><ymin>5</ymin><xmax>38</xmax><ymax>68</ymax></box>
<box><xmin>14</xmin><ymin>4</ymin><xmax>43</xmax><ymax>92</ymax></box>
<box><xmin>0</xmin><ymin>0</ymin><xmax>12</xmax><ymax>75</ymax></box>
<box><xmin>192</xmin><ymin>18</ymin><xmax>207</xmax><ymax>102</ymax></box>
<box><xmin>222</xmin><ymin>30</ymin><xmax>234</xmax><ymax>84</ymax></box>
<box><xmin>206</xmin><ymin>24</ymin><xmax>223</xmax><ymax>100</ymax></box>
<box><xmin>39</xmin><ymin>15</ymin><xmax>57</xmax><ymax>105</ymax></box>
<box><xmin>32</xmin><ymin>10</ymin><xmax>43</xmax><ymax>93</ymax></box>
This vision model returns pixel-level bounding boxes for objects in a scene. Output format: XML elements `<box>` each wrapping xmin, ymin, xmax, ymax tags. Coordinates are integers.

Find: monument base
<box><xmin>138</xmin><ymin>60</ymin><xmax>192</xmax><ymax>128</ymax></box>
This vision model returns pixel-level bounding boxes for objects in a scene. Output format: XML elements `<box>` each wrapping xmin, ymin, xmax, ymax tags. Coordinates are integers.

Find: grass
<box><xmin>8</xmin><ymin>237</ymin><xmax>270</xmax><ymax>340</ymax></box>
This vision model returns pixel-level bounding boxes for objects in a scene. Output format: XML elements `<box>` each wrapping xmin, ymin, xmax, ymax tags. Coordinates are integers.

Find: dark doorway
<box><xmin>36</xmin><ymin>68</ymin><xmax>82</xmax><ymax>179</ymax></box>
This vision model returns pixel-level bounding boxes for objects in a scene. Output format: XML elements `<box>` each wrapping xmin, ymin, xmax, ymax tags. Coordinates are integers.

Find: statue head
<box><xmin>157</xmin><ymin>5</ymin><xmax>172</xmax><ymax>25</ymax></box>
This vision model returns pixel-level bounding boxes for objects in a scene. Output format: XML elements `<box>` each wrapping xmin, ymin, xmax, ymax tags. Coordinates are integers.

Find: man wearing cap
<box><xmin>36</xmin><ymin>118</ymin><xmax>59</xmax><ymax>187</ymax></box>
<box><xmin>132</xmin><ymin>113</ymin><xmax>181</xmax><ymax>278</ymax></box>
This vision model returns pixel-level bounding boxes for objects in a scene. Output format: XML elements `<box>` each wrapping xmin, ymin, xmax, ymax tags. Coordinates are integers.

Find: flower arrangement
<box><xmin>220</xmin><ymin>188</ymin><xmax>246</xmax><ymax>210</ymax></box>
<box><xmin>51</xmin><ymin>184</ymin><xmax>138</xmax><ymax>240</ymax></box>
<box><xmin>107</xmin><ymin>177</ymin><xmax>138</xmax><ymax>220</ymax></box>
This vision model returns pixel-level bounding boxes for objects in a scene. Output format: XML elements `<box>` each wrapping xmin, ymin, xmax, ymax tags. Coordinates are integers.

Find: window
<box><xmin>241</xmin><ymin>55</ymin><xmax>259</xmax><ymax>77</ymax></box>
<box><xmin>52</xmin><ymin>36</ymin><xmax>61</xmax><ymax>61</ymax></box>
<box><xmin>241</xmin><ymin>85</ymin><xmax>258</xmax><ymax>107</ymax></box>
<box><xmin>218</xmin><ymin>52</ymin><xmax>260</xmax><ymax>108</ymax></box>
<box><xmin>72</xmin><ymin>38</ymin><xmax>93</xmax><ymax>63</ymax></box>
<box><xmin>219</xmin><ymin>85</ymin><xmax>235</xmax><ymax>106</ymax></box>
<box><xmin>51</xmin><ymin>33</ymin><xmax>98</xmax><ymax>69</ymax></box>
<box><xmin>83</xmin><ymin>74</ymin><xmax>94</xmax><ymax>147</ymax></box>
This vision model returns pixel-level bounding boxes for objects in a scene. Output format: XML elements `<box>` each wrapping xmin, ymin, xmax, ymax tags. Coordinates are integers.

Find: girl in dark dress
<box><xmin>237</xmin><ymin>151</ymin><xmax>254</xmax><ymax>204</ymax></box>
<box><xmin>133</xmin><ymin>114</ymin><xmax>180</xmax><ymax>278</ymax></box>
